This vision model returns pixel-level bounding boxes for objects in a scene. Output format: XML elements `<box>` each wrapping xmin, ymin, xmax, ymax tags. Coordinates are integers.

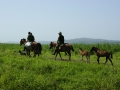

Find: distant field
<box><xmin>0</xmin><ymin>43</ymin><xmax>120</xmax><ymax>90</ymax></box>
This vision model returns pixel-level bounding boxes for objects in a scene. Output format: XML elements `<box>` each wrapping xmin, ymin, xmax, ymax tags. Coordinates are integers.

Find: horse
<box><xmin>49</xmin><ymin>42</ymin><xmax>57</xmax><ymax>49</ymax></box>
<box><xmin>90</xmin><ymin>46</ymin><xmax>113</xmax><ymax>65</ymax></box>
<box><xmin>49</xmin><ymin>42</ymin><xmax>74</xmax><ymax>60</ymax></box>
<box><xmin>49</xmin><ymin>41</ymin><xmax>67</xmax><ymax>55</ymax></box>
<box><xmin>79</xmin><ymin>48</ymin><xmax>90</xmax><ymax>63</ymax></box>
<box><xmin>20</xmin><ymin>38</ymin><xmax>42</xmax><ymax>57</ymax></box>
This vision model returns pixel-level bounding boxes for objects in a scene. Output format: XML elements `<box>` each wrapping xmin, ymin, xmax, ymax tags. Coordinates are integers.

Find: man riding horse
<box><xmin>27</xmin><ymin>32</ymin><xmax>35</xmax><ymax>42</ymax></box>
<box><xmin>53</xmin><ymin>32</ymin><xmax>64</xmax><ymax>55</ymax></box>
<box><xmin>23</xmin><ymin>32</ymin><xmax>35</xmax><ymax>51</ymax></box>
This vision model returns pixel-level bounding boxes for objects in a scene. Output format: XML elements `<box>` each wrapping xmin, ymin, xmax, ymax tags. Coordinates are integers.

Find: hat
<box><xmin>28</xmin><ymin>32</ymin><xmax>31</xmax><ymax>34</ymax></box>
<box><xmin>58</xmin><ymin>32</ymin><xmax>62</xmax><ymax>35</ymax></box>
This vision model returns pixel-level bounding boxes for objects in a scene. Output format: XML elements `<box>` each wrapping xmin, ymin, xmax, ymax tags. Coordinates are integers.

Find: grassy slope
<box><xmin>0</xmin><ymin>44</ymin><xmax>120</xmax><ymax>90</ymax></box>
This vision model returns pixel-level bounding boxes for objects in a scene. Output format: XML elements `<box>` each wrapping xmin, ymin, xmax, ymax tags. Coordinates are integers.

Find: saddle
<box><xmin>25</xmin><ymin>41</ymin><xmax>38</xmax><ymax>50</ymax></box>
<box><xmin>59</xmin><ymin>43</ymin><xmax>66</xmax><ymax>49</ymax></box>
<box><xmin>25</xmin><ymin>42</ymin><xmax>32</xmax><ymax>50</ymax></box>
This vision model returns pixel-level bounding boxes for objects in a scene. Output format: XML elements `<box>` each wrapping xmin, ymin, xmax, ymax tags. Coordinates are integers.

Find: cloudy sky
<box><xmin>0</xmin><ymin>0</ymin><xmax>120</xmax><ymax>43</ymax></box>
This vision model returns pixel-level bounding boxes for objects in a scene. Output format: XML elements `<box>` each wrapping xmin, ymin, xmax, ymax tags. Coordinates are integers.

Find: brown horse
<box><xmin>49</xmin><ymin>41</ymin><xmax>67</xmax><ymax>55</ymax></box>
<box><xmin>49</xmin><ymin>42</ymin><xmax>74</xmax><ymax>60</ymax></box>
<box><xmin>79</xmin><ymin>48</ymin><xmax>90</xmax><ymax>63</ymax></box>
<box><xmin>20</xmin><ymin>38</ymin><xmax>42</xmax><ymax>57</ymax></box>
<box><xmin>49</xmin><ymin>42</ymin><xmax>57</xmax><ymax>49</ymax></box>
<box><xmin>90</xmin><ymin>46</ymin><xmax>113</xmax><ymax>65</ymax></box>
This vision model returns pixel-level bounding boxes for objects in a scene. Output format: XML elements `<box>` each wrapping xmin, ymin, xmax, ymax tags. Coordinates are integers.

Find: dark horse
<box><xmin>49</xmin><ymin>42</ymin><xmax>68</xmax><ymax>55</ymax></box>
<box><xmin>90</xmin><ymin>46</ymin><xmax>113</xmax><ymax>65</ymax></box>
<box><xmin>49</xmin><ymin>42</ymin><xmax>74</xmax><ymax>60</ymax></box>
<box><xmin>20</xmin><ymin>38</ymin><xmax>42</xmax><ymax>57</ymax></box>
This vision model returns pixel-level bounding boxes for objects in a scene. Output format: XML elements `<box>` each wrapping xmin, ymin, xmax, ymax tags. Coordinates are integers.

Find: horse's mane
<box><xmin>92</xmin><ymin>47</ymin><xmax>100</xmax><ymax>50</ymax></box>
<box><xmin>21</xmin><ymin>38</ymin><xmax>26</xmax><ymax>41</ymax></box>
<box><xmin>51</xmin><ymin>41</ymin><xmax>57</xmax><ymax>45</ymax></box>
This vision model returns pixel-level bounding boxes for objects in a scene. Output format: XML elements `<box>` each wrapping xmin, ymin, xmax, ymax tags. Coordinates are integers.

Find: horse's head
<box><xmin>90</xmin><ymin>46</ymin><xmax>99</xmax><ymax>53</ymax></box>
<box><xmin>49</xmin><ymin>42</ymin><xmax>57</xmax><ymax>49</ymax></box>
<box><xmin>20</xmin><ymin>38</ymin><xmax>26</xmax><ymax>45</ymax></box>
<box><xmin>49</xmin><ymin>42</ymin><xmax>53</xmax><ymax>49</ymax></box>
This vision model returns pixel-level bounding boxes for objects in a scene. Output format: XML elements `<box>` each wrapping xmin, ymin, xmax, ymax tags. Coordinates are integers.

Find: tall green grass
<box><xmin>0</xmin><ymin>43</ymin><xmax>120</xmax><ymax>90</ymax></box>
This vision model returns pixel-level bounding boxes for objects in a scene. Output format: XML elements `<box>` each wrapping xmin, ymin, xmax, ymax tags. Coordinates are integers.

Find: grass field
<box><xmin>0</xmin><ymin>43</ymin><xmax>120</xmax><ymax>90</ymax></box>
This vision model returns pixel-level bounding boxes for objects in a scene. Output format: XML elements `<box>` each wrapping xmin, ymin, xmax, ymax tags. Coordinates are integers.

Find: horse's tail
<box><xmin>110</xmin><ymin>52</ymin><xmax>113</xmax><ymax>59</ymax></box>
<box><xmin>37</xmin><ymin>43</ymin><xmax>42</xmax><ymax>54</ymax></box>
<box><xmin>71</xmin><ymin>45</ymin><xmax>74</xmax><ymax>51</ymax></box>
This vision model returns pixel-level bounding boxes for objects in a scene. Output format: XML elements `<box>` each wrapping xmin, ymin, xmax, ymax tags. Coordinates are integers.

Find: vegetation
<box><xmin>0</xmin><ymin>43</ymin><xmax>120</xmax><ymax>90</ymax></box>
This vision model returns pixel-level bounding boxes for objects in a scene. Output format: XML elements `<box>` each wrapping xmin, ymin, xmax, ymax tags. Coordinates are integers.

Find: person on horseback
<box><xmin>27</xmin><ymin>32</ymin><xmax>35</xmax><ymax>42</ymax></box>
<box><xmin>23</xmin><ymin>32</ymin><xmax>35</xmax><ymax>51</ymax></box>
<box><xmin>53</xmin><ymin>32</ymin><xmax>64</xmax><ymax>55</ymax></box>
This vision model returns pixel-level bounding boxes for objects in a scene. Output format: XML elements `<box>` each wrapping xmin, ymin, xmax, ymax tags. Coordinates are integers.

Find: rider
<box><xmin>27</xmin><ymin>32</ymin><xmax>35</xmax><ymax>42</ymax></box>
<box><xmin>23</xmin><ymin>32</ymin><xmax>35</xmax><ymax>51</ymax></box>
<box><xmin>53</xmin><ymin>32</ymin><xmax>64</xmax><ymax>55</ymax></box>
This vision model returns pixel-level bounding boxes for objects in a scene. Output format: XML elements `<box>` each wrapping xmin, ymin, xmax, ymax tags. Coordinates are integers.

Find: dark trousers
<box><xmin>23</xmin><ymin>46</ymin><xmax>26</xmax><ymax>51</ymax></box>
<box><xmin>53</xmin><ymin>44</ymin><xmax>62</xmax><ymax>55</ymax></box>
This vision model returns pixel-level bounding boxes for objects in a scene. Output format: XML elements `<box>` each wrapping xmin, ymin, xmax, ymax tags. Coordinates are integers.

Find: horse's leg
<box><xmin>36</xmin><ymin>44</ymin><xmax>40</xmax><ymax>56</ymax></box>
<box><xmin>67</xmin><ymin>51</ymin><xmax>71</xmax><ymax>60</ymax></box>
<box><xmin>69</xmin><ymin>52</ymin><xmax>71</xmax><ymax>60</ymax></box>
<box><xmin>81</xmin><ymin>55</ymin><xmax>84</xmax><ymax>61</ymax></box>
<box><xmin>37</xmin><ymin>47</ymin><xmax>40</xmax><ymax>56</ymax></box>
<box><xmin>87</xmin><ymin>54</ymin><xmax>90</xmax><ymax>63</ymax></box>
<box><xmin>26</xmin><ymin>50</ymin><xmax>28</xmax><ymax>56</ymax></box>
<box><xmin>82</xmin><ymin>55</ymin><xmax>83</xmax><ymax>60</ymax></box>
<box><xmin>104</xmin><ymin>57</ymin><xmax>108</xmax><ymax>65</ymax></box>
<box><xmin>86</xmin><ymin>55</ymin><xmax>89</xmax><ymax>63</ymax></box>
<box><xmin>26</xmin><ymin>49</ymin><xmax>29</xmax><ymax>56</ymax></box>
<box><xmin>87</xmin><ymin>54</ymin><xmax>91</xmax><ymax>63</ymax></box>
<box><xmin>55</xmin><ymin>52</ymin><xmax>58</xmax><ymax>60</ymax></box>
<box><xmin>33</xmin><ymin>50</ymin><xmax>36</xmax><ymax>57</ymax></box>
<box><xmin>108</xmin><ymin>57</ymin><xmax>113</xmax><ymax>66</ymax></box>
<box><xmin>28</xmin><ymin>50</ymin><xmax>31</xmax><ymax>57</ymax></box>
<box><xmin>28</xmin><ymin>50</ymin><xmax>30</xmax><ymax>56</ymax></box>
<box><xmin>97</xmin><ymin>57</ymin><xmax>100</xmax><ymax>64</ymax></box>
<box><xmin>26</xmin><ymin>50</ymin><xmax>29</xmax><ymax>57</ymax></box>
<box><xmin>89</xmin><ymin>54</ymin><xmax>90</xmax><ymax>62</ymax></box>
<box><xmin>58</xmin><ymin>52</ymin><xmax>62</xmax><ymax>60</ymax></box>
<box><xmin>35</xmin><ymin>47</ymin><xmax>39</xmax><ymax>56</ymax></box>
<box><xmin>65</xmin><ymin>52</ymin><xmax>67</xmax><ymax>55</ymax></box>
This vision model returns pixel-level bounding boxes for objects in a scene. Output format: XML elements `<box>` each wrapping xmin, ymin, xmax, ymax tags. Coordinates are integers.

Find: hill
<box><xmin>2</xmin><ymin>38</ymin><xmax>120</xmax><ymax>44</ymax></box>
<box><xmin>65</xmin><ymin>38</ymin><xmax>120</xmax><ymax>44</ymax></box>
<box><xmin>39</xmin><ymin>38</ymin><xmax>120</xmax><ymax>44</ymax></box>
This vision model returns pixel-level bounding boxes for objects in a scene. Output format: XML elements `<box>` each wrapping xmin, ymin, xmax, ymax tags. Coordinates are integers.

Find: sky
<box><xmin>0</xmin><ymin>0</ymin><xmax>120</xmax><ymax>43</ymax></box>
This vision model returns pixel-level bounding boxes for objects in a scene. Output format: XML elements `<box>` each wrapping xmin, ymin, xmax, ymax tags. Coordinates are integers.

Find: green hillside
<box><xmin>0</xmin><ymin>43</ymin><xmax>120</xmax><ymax>90</ymax></box>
